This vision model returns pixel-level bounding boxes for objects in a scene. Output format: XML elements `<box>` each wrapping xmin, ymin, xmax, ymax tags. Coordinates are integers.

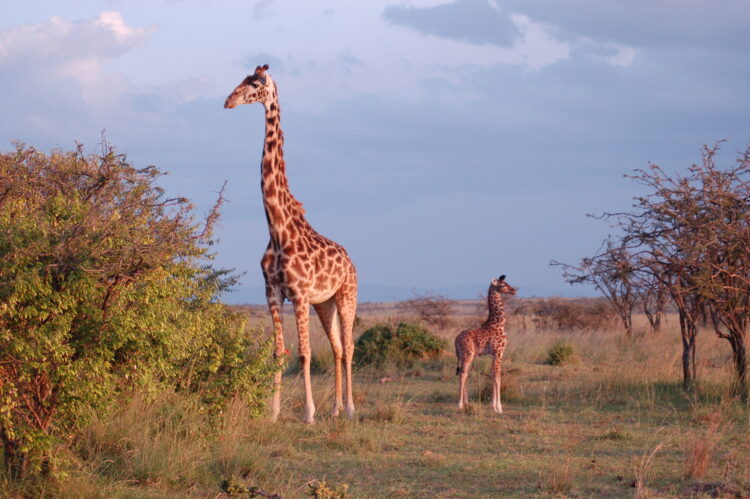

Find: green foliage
<box><xmin>545</xmin><ymin>340</ymin><xmax>576</xmax><ymax>366</ymax></box>
<box><xmin>308</xmin><ymin>480</ymin><xmax>351</xmax><ymax>499</ymax></box>
<box><xmin>354</xmin><ymin>322</ymin><xmax>446</xmax><ymax>368</ymax></box>
<box><xmin>0</xmin><ymin>143</ymin><xmax>274</xmax><ymax>478</ymax></box>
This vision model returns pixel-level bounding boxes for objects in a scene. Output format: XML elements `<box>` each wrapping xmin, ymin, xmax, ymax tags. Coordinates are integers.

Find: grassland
<box><xmin>9</xmin><ymin>300</ymin><xmax>750</xmax><ymax>498</ymax></box>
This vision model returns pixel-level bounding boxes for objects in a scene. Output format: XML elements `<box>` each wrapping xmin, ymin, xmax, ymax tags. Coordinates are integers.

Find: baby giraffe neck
<box><xmin>486</xmin><ymin>288</ymin><xmax>506</xmax><ymax>327</ymax></box>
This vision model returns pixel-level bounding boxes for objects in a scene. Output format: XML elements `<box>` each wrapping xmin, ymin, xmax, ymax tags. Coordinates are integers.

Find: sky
<box><xmin>1</xmin><ymin>1</ymin><xmax>749</xmax><ymax>303</ymax></box>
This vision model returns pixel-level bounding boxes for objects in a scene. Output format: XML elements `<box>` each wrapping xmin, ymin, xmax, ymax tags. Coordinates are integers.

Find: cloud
<box><xmin>0</xmin><ymin>12</ymin><xmax>154</xmax><ymax>75</ymax></box>
<box><xmin>383</xmin><ymin>0</ymin><xmax>520</xmax><ymax>46</ymax></box>
<box><xmin>500</xmin><ymin>0</ymin><xmax>750</xmax><ymax>51</ymax></box>
<box><xmin>0</xmin><ymin>12</ymin><xmax>168</xmax><ymax>149</ymax></box>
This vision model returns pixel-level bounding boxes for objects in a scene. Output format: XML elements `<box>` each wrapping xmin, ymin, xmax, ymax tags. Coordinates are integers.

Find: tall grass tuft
<box><xmin>545</xmin><ymin>340</ymin><xmax>576</xmax><ymax>366</ymax></box>
<box><xmin>683</xmin><ymin>411</ymin><xmax>727</xmax><ymax>479</ymax></box>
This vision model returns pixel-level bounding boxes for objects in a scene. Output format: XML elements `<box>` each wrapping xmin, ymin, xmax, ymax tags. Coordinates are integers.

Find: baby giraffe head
<box><xmin>224</xmin><ymin>64</ymin><xmax>275</xmax><ymax>109</ymax></box>
<box><xmin>491</xmin><ymin>275</ymin><xmax>518</xmax><ymax>296</ymax></box>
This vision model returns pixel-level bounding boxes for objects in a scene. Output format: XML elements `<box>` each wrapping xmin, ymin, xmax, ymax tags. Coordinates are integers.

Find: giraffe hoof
<box><xmin>345</xmin><ymin>406</ymin><xmax>355</xmax><ymax>419</ymax></box>
<box><xmin>304</xmin><ymin>410</ymin><xmax>316</xmax><ymax>424</ymax></box>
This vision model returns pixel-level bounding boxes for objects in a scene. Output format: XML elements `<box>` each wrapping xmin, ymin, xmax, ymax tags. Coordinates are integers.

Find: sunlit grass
<box><xmin>8</xmin><ymin>312</ymin><xmax>750</xmax><ymax>497</ymax></box>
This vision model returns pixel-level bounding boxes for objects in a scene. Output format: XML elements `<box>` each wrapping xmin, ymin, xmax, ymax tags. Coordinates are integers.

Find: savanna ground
<box><xmin>12</xmin><ymin>299</ymin><xmax>750</xmax><ymax>498</ymax></box>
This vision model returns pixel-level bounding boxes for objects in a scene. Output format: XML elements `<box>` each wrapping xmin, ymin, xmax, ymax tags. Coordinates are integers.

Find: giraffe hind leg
<box><xmin>335</xmin><ymin>275</ymin><xmax>357</xmax><ymax>419</ymax></box>
<box><xmin>457</xmin><ymin>351</ymin><xmax>475</xmax><ymax>410</ymax></box>
<box><xmin>313</xmin><ymin>298</ymin><xmax>343</xmax><ymax>416</ymax></box>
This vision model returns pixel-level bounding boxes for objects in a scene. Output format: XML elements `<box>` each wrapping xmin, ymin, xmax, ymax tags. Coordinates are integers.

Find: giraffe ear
<box><xmin>499</xmin><ymin>275</ymin><xmax>506</xmax><ymax>281</ymax></box>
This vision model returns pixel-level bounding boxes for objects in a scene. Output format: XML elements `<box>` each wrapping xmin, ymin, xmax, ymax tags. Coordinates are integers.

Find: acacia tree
<box><xmin>554</xmin><ymin>237</ymin><xmax>638</xmax><ymax>336</ymax></box>
<box><xmin>561</xmin><ymin>143</ymin><xmax>750</xmax><ymax>394</ymax></box>
<box><xmin>0</xmin><ymin>144</ymin><xmax>274</xmax><ymax>477</ymax></box>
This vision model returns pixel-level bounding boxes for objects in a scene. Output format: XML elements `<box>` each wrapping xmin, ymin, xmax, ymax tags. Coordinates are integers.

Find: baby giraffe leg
<box><xmin>457</xmin><ymin>351</ymin><xmax>475</xmax><ymax>410</ymax></box>
<box><xmin>492</xmin><ymin>353</ymin><xmax>503</xmax><ymax>414</ymax></box>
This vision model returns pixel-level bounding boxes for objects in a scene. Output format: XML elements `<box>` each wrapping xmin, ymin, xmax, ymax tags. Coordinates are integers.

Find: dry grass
<box><xmin>8</xmin><ymin>305</ymin><xmax>750</xmax><ymax>498</ymax></box>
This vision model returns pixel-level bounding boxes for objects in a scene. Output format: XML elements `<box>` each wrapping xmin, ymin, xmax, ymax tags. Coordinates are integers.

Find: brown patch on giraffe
<box><xmin>291</xmin><ymin>259</ymin><xmax>306</xmax><ymax>276</ymax></box>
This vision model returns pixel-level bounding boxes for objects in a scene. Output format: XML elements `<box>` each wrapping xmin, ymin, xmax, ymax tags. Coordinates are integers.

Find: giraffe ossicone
<box><xmin>455</xmin><ymin>275</ymin><xmax>517</xmax><ymax>414</ymax></box>
<box><xmin>225</xmin><ymin>64</ymin><xmax>358</xmax><ymax>423</ymax></box>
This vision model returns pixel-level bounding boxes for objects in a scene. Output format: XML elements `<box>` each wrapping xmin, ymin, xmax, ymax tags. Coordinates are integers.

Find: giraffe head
<box><xmin>224</xmin><ymin>64</ymin><xmax>276</xmax><ymax>109</ymax></box>
<box><xmin>491</xmin><ymin>275</ymin><xmax>517</xmax><ymax>296</ymax></box>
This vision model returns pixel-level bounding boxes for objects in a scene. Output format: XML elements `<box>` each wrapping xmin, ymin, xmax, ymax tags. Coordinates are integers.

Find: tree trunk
<box><xmin>1</xmin><ymin>431</ymin><xmax>27</xmax><ymax>479</ymax></box>
<box><xmin>679</xmin><ymin>311</ymin><xmax>697</xmax><ymax>389</ymax></box>
<box><xmin>622</xmin><ymin>312</ymin><xmax>633</xmax><ymax>337</ymax></box>
<box><xmin>728</xmin><ymin>331</ymin><xmax>748</xmax><ymax>401</ymax></box>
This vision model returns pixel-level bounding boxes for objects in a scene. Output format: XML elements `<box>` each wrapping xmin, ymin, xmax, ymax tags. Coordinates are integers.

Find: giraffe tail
<box><xmin>455</xmin><ymin>337</ymin><xmax>462</xmax><ymax>375</ymax></box>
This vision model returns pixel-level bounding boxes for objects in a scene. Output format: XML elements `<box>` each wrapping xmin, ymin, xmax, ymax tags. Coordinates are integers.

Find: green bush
<box><xmin>0</xmin><ymin>143</ymin><xmax>274</xmax><ymax>478</ymax></box>
<box><xmin>354</xmin><ymin>322</ymin><xmax>446</xmax><ymax>368</ymax></box>
<box><xmin>545</xmin><ymin>340</ymin><xmax>576</xmax><ymax>366</ymax></box>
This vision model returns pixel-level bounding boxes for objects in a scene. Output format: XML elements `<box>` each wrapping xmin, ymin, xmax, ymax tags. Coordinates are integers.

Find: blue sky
<box><xmin>1</xmin><ymin>1</ymin><xmax>749</xmax><ymax>302</ymax></box>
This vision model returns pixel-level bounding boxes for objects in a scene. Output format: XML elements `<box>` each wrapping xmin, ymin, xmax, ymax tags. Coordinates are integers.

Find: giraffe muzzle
<box><xmin>224</xmin><ymin>94</ymin><xmax>238</xmax><ymax>109</ymax></box>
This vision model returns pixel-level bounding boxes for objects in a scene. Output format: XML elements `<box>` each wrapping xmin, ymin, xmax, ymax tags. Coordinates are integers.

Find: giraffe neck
<box><xmin>260</xmin><ymin>94</ymin><xmax>307</xmax><ymax>241</ymax></box>
<box><xmin>485</xmin><ymin>287</ymin><xmax>506</xmax><ymax>330</ymax></box>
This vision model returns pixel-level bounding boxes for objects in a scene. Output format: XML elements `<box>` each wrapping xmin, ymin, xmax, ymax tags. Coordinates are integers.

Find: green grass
<box><xmin>5</xmin><ymin>313</ymin><xmax>750</xmax><ymax>498</ymax></box>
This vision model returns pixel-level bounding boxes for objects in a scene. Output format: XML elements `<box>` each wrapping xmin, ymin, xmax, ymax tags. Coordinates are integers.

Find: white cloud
<box><xmin>0</xmin><ymin>11</ymin><xmax>156</xmax><ymax>144</ymax></box>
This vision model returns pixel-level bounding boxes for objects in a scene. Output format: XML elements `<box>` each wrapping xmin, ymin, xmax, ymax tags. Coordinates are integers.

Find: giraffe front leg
<box><xmin>266</xmin><ymin>289</ymin><xmax>285</xmax><ymax>422</ymax></box>
<box><xmin>294</xmin><ymin>297</ymin><xmax>316</xmax><ymax>423</ymax></box>
<box><xmin>492</xmin><ymin>354</ymin><xmax>503</xmax><ymax>414</ymax></box>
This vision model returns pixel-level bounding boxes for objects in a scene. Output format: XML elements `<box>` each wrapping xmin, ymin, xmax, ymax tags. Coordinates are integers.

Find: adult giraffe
<box><xmin>225</xmin><ymin>65</ymin><xmax>357</xmax><ymax>423</ymax></box>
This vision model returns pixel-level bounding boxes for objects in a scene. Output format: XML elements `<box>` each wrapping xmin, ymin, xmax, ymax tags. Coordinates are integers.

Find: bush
<box><xmin>545</xmin><ymin>340</ymin><xmax>576</xmax><ymax>366</ymax></box>
<box><xmin>354</xmin><ymin>322</ymin><xmax>446</xmax><ymax>368</ymax></box>
<box><xmin>397</xmin><ymin>291</ymin><xmax>455</xmax><ymax>329</ymax></box>
<box><xmin>0</xmin><ymin>143</ymin><xmax>274</xmax><ymax>478</ymax></box>
<box><xmin>523</xmin><ymin>298</ymin><xmax>617</xmax><ymax>331</ymax></box>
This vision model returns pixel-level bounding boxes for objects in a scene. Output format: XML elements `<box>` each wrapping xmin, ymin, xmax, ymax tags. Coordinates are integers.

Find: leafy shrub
<box><xmin>309</xmin><ymin>480</ymin><xmax>351</xmax><ymax>499</ymax></box>
<box><xmin>354</xmin><ymin>322</ymin><xmax>446</xmax><ymax>368</ymax></box>
<box><xmin>0</xmin><ymin>143</ymin><xmax>274</xmax><ymax>478</ymax></box>
<box><xmin>545</xmin><ymin>340</ymin><xmax>576</xmax><ymax>366</ymax></box>
<box><xmin>285</xmin><ymin>348</ymin><xmax>334</xmax><ymax>375</ymax></box>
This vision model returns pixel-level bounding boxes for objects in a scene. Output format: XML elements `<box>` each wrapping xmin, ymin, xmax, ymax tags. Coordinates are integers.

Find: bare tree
<box><xmin>556</xmin><ymin>143</ymin><xmax>750</xmax><ymax>395</ymax></box>
<box><xmin>398</xmin><ymin>290</ymin><xmax>455</xmax><ymax>329</ymax></box>
<box><xmin>554</xmin><ymin>237</ymin><xmax>638</xmax><ymax>336</ymax></box>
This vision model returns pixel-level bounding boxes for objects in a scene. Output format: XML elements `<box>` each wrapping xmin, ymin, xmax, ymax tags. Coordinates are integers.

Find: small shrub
<box><xmin>370</xmin><ymin>401</ymin><xmax>404</xmax><ymax>424</ymax></box>
<box><xmin>309</xmin><ymin>480</ymin><xmax>351</xmax><ymax>499</ymax></box>
<box><xmin>286</xmin><ymin>349</ymin><xmax>334</xmax><ymax>375</ymax></box>
<box><xmin>597</xmin><ymin>428</ymin><xmax>632</xmax><ymax>441</ymax></box>
<box><xmin>354</xmin><ymin>322</ymin><xmax>446</xmax><ymax>368</ymax></box>
<box><xmin>545</xmin><ymin>340</ymin><xmax>575</xmax><ymax>366</ymax></box>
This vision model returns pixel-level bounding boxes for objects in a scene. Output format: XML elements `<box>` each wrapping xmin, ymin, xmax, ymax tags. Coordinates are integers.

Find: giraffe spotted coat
<box><xmin>455</xmin><ymin>275</ymin><xmax>517</xmax><ymax>414</ymax></box>
<box><xmin>225</xmin><ymin>65</ymin><xmax>358</xmax><ymax>423</ymax></box>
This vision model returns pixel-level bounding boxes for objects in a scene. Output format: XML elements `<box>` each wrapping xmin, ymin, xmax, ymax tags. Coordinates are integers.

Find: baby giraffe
<box><xmin>455</xmin><ymin>275</ymin><xmax>517</xmax><ymax>413</ymax></box>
